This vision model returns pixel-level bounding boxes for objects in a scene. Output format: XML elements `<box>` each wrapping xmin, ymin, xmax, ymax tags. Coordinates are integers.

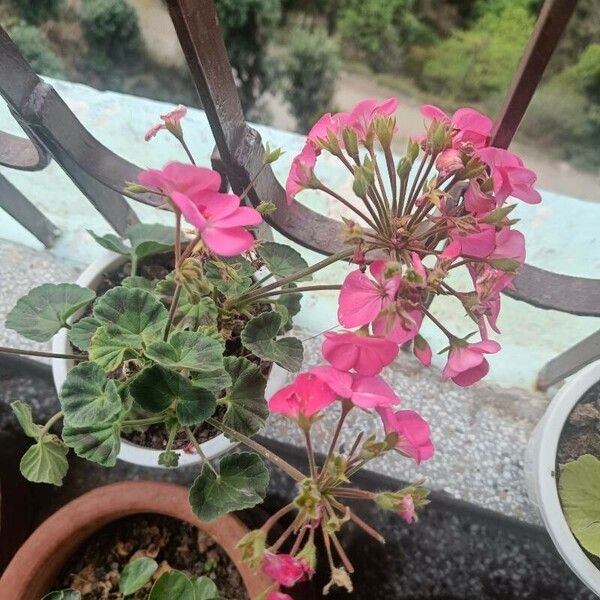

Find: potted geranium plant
<box><xmin>525</xmin><ymin>360</ymin><xmax>600</xmax><ymax>595</ymax></box>
<box><xmin>2</xmin><ymin>98</ymin><xmax>541</xmax><ymax>598</ymax></box>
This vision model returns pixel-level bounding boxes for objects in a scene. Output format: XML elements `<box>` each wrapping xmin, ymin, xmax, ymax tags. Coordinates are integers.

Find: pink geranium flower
<box><xmin>309</xmin><ymin>365</ymin><xmax>353</xmax><ymax>398</ymax></box>
<box><xmin>322</xmin><ymin>331</ymin><xmax>399</xmax><ymax>376</ymax></box>
<box><xmin>442</xmin><ymin>339</ymin><xmax>501</xmax><ymax>387</ymax></box>
<box><xmin>144</xmin><ymin>104</ymin><xmax>187</xmax><ymax>141</ymax></box>
<box><xmin>337</xmin><ymin>260</ymin><xmax>400</xmax><ymax>328</ymax></box>
<box><xmin>262</xmin><ymin>552</ymin><xmax>311</xmax><ymax>588</ymax></box>
<box><xmin>450</xmin><ymin>223</ymin><xmax>496</xmax><ymax>258</ymax></box>
<box><xmin>464</xmin><ymin>180</ymin><xmax>496</xmax><ymax>215</ymax></box>
<box><xmin>477</xmin><ymin>147</ymin><xmax>541</xmax><ymax>204</ymax></box>
<box><xmin>139</xmin><ymin>162</ymin><xmax>221</xmax><ymax>197</ymax></box>
<box><xmin>377</xmin><ymin>407</ymin><xmax>434</xmax><ymax>464</ymax></box>
<box><xmin>435</xmin><ymin>148</ymin><xmax>463</xmax><ymax>177</ymax></box>
<box><xmin>285</xmin><ymin>143</ymin><xmax>317</xmax><ymax>204</ymax></box>
<box><xmin>307</xmin><ymin>112</ymin><xmax>348</xmax><ymax>151</ymax></box>
<box><xmin>421</xmin><ymin>105</ymin><xmax>492</xmax><ymax>149</ymax></box>
<box><xmin>346</xmin><ymin>97</ymin><xmax>398</xmax><ymax>142</ymax></box>
<box><xmin>268</xmin><ymin>373</ymin><xmax>337</xmax><ymax>421</ymax></box>
<box><xmin>171</xmin><ymin>190</ymin><xmax>262</xmax><ymax>256</ymax></box>
<box><xmin>490</xmin><ymin>228</ymin><xmax>525</xmax><ymax>264</ymax></box>
<box><xmin>372</xmin><ymin>299</ymin><xmax>423</xmax><ymax>345</ymax></box>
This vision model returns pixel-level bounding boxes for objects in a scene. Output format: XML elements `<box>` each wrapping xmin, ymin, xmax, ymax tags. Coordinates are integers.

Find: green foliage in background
<box><xmin>216</xmin><ymin>0</ymin><xmax>281</xmax><ymax>115</ymax></box>
<box><xmin>283</xmin><ymin>28</ymin><xmax>339</xmax><ymax>132</ymax></box>
<box><xmin>8</xmin><ymin>24</ymin><xmax>65</xmax><ymax>78</ymax></box>
<box><xmin>421</xmin><ymin>5</ymin><xmax>534</xmax><ymax>101</ymax></box>
<box><xmin>338</xmin><ymin>0</ymin><xmax>436</xmax><ymax>73</ymax></box>
<box><xmin>12</xmin><ymin>0</ymin><xmax>63</xmax><ymax>26</ymax></box>
<box><xmin>80</xmin><ymin>0</ymin><xmax>143</xmax><ymax>70</ymax></box>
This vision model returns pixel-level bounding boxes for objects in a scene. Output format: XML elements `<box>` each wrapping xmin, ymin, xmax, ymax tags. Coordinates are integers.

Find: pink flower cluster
<box><xmin>138</xmin><ymin>162</ymin><xmax>262</xmax><ymax>256</ymax></box>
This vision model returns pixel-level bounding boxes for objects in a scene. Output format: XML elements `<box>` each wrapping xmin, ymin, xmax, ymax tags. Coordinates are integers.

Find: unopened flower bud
<box><xmin>342</xmin><ymin>127</ymin><xmax>359</xmax><ymax>162</ymax></box>
<box><xmin>374</xmin><ymin>115</ymin><xmax>395</xmax><ymax>149</ymax></box>
<box><xmin>256</xmin><ymin>200</ymin><xmax>278</xmax><ymax>214</ymax></box>
<box><xmin>264</xmin><ymin>143</ymin><xmax>284</xmax><ymax>164</ymax></box>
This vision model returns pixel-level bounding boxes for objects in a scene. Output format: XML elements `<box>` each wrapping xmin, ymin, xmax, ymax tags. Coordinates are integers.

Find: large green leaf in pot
<box><xmin>189</xmin><ymin>452</ymin><xmax>269</xmax><ymax>521</ymax></box>
<box><xmin>129</xmin><ymin>365</ymin><xmax>216</xmax><ymax>426</ymax></box>
<box><xmin>62</xmin><ymin>420</ymin><xmax>121</xmax><ymax>467</ymax></box>
<box><xmin>257</xmin><ymin>241</ymin><xmax>311</xmax><ymax>280</ymax></box>
<box><xmin>559</xmin><ymin>454</ymin><xmax>600</xmax><ymax>557</ymax></box>
<box><xmin>220</xmin><ymin>357</ymin><xmax>268</xmax><ymax>438</ymax></box>
<box><xmin>119</xmin><ymin>557</ymin><xmax>159</xmax><ymax>595</ymax></box>
<box><xmin>87</xmin><ymin>230</ymin><xmax>130</xmax><ymax>255</ymax></box>
<box><xmin>191</xmin><ymin>368</ymin><xmax>232</xmax><ymax>394</ymax></box>
<box><xmin>145</xmin><ymin>330</ymin><xmax>224</xmax><ymax>372</ymax></box>
<box><xmin>20</xmin><ymin>437</ymin><xmax>69</xmax><ymax>486</ymax></box>
<box><xmin>149</xmin><ymin>570</ymin><xmax>195</xmax><ymax>600</ymax></box>
<box><xmin>6</xmin><ymin>283</ymin><xmax>96</xmax><ymax>342</ymax></box>
<box><xmin>127</xmin><ymin>223</ymin><xmax>179</xmax><ymax>261</ymax></box>
<box><xmin>89</xmin><ymin>326</ymin><xmax>140</xmax><ymax>372</ymax></box>
<box><xmin>59</xmin><ymin>361</ymin><xmax>122</xmax><ymax>427</ymax></box>
<box><xmin>93</xmin><ymin>287</ymin><xmax>167</xmax><ymax>344</ymax></box>
<box><xmin>240</xmin><ymin>311</ymin><xmax>303</xmax><ymax>372</ymax></box>
<box><xmin>177</xmin><ymin>296</ymin><xmax>219</xmax><ymax>331</ymax></box>
<box><xmin>68</xmin><ymin>316</ymin><xmax>101</xmax><ymax>351</ymax></box>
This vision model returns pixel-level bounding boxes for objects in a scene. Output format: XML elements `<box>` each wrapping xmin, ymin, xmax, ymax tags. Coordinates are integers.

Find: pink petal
<box><xmin>171</xmin><ymin>191</ymin><xmax>206</xmax><ymax>229</ymax></box>
<box><xmin>451</xmin><ymin>360</ymin><xmax>490</xmax><ymax>387</ymax></box>
<box><xmin>310</xmin><ymin>365</ymin><xmax>353</xmax><ymax>398</ymax></box>
<box><xmin>337</xmin><ymin>270</ymin><xmax>385</xmax><ymax>328</ymax></box>
<box><xmin>420</xmin><ymin>104</ymin><xmax>448</xmax><ymax>122</ymax></box>
<box><xmin>350</xmin><ymin>374</ymin><xmax>400</xmax><ymax>408</ymax></box>
<box><xmin>201</xmin><ymin>226</ymin><xmax>255</xmax><ymax>256</ymax></box>
<box><xmin>213</xmin><ymin>206</ymin><xmax>263</xmax><ymax>228</ymax></box>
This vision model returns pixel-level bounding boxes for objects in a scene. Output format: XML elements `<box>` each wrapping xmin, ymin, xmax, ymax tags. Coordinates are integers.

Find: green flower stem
<box><xmin>323</xmin><ymin>499</ymin><xmax>355</xmax><ymax>573</ymax></box>
<box><xmin>206</xmin><ymin>417</ymin><xmax>305</xmax><ymax>482</ymax></box>
<box><xmin>318</xmin><ymin>183</ymin><xmax>379</xmax><ymax>230</ymax></box>
<box><xmin>179</xmin><ymin>137</ymin><xmax>197</xmax><ymax>166</ymax></box>
<box><xmin>318</xmin><ymin>403</ymin><xmax>352</xmax><ymax>482</ymax></box>
<box><xmin>385</xmin><ymin>147</ymin><xmax>398</xmax><ymax>214</ymax></box>
<box><xmin>0</xmin><ymin>345</ymin><xmax>85</xmax><ymax>361</ymax></box>
<box><xmin>130</xmin><ymin>254</ymin><xmax>138</xmax><ymax>277</ymax></box>
<box><xmin>328</xmin><ymin>487</ymin><xmax>375</xmax><ymax>500</ymax></box>
<box><xmin>320</xmin><ymin>519</ymin><xmax>336</xmax><ymax>572</ymax></box>
<box><xmin>269</xmin><ymin>513</ymin><xmax>302</xmax><ymax>553</ymax></box>
<box><xmin>40</xmin><ymin>410</ymin><xmax>64</xmax><ymax>436</ymax></box>
<box><xmin>404</xmin><ymin>153</ymin><xmax>429</xmax><ymax>215</ymax></box>
<box><xmin>165</xmin><ymin>424</ymin><xmax>178</xmax><ymax>453</ymax></box>
<box><xmin>407</xmin><ymin>152</ymin><xmax>437</xmax><ymax>214</ymax></box>
<box><xmin>233</xmin><ymin>248</ymin><xmax>355</xmax><ymax>306</ymax></box>
<box><xmin>290</xmin><ymin>524</ymin><xmax>308</xmax><ymax>554</ymax></box>
<box><xmin>184</xmin><ymin>426</ymin><xmax>218</xmax><ymax>476</ymax></box>
<box><xmin>369</xmin><ymin>147</ymin><xmax>390</xmax><ymax>210</ymax></box>
<box><xmin>174</xmin><ymin>210</ymin><xmax>182</xmax><ymax>266</ymax></box>
<box><xmin>247</xmin><ymin>284</ymin><xmax>342</xmax><ymax>303</ymax></box>
<box><xmin>422</xmin><ymin>306</ymin><xmax>455</xmax><ymax>340</ymax></box>
<box><xmin>304</xmin><ymin>429</ymin><xmax>317</xmax><ymax>479</ymax></box>
<box><xmin>163</xmin><ymin>282</ymin><xmax>182</xmax><ymax>341</ymax></box>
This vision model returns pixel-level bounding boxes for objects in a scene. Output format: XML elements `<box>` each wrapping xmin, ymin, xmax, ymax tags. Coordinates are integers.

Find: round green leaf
<box><xmin>120</xmin><ymin>557</ymin><xmax>158</xmax><ymax>595</ymax></box>
<box><xmin>42</xmin><ymin>590</ymin><xmax>81</xmax><ymax>600</ymax></box>
<box><xmin>20</xmin><ymin>438</ymin><xmax>69</xmax><ymax>486</ymax></box>
<box><xmin>93</xmin><ymin>287</ymin><xmax>168</xmax><ymax>343</ymax></box>
<box><xmin>60</xmin><ymin>362</ymin><xmax>122</xmax><ymax>426</ymax></box>
<box><xmin>68</xmin><ymin>316</ymin><xmax>101</xmax><ymax>351</ymax></box>
<box><xmin>177</xmin><ymin>296</ymin><xmax>218</xmax><ymax>331</ymax></box>
<box><xmin>62</xmin><ymin>420</ymin><xmax>121</xmax><ymax>467</ymax></box>
<box><xmin>87</xmin><ymin>230</ymin><xmax>129</xmax><ymax>255</ymax></box>
<box><xmin>6</xmin><ymin>283</ymin><xmax>96</xmax><ymax>342</ymax></box>
<box><xmin>559</xmin><ymin>454</ymin><xmax>600</xmax><ymax>557</ymax></box>
<box><xmin>258</xmin><ymin>241</ymin><xmax>311</xmax><ymax>280</ymax></box>
<box><xmin>127</xmin><ymin>223</ymin><xmax>178</xmax><ymax>260</ymax></box>
<box><xmin>189</xmin><ymin>452</ymin><xmax>269</xmax><ymax>521</ymax></box>
<box><xmin>220</xmin><ymin>357</ymin><xmax>268</xmax><ymax>438</ymax></box>
<box><xmin>11</xmin><ymin>400</ymin><xmax>43</xmax><ymax>439</ymax></box>
<box><xmin>190</xmin><ymin>576</ymin><xmax>219</xmax><ymax>600</ymax></box>
<box><xmin>89</xmin><ymin>326</ymin><xmax>140</xmax><ymax>372</ymax></box>
<box><xmin>149</xmin><ymin>570</ymin><xmax>195</xmax><ymax>600</ymax></box>
<box><xmin>145</xmin><ymin>330</ymin><xmax>224</xmax><ymax>372</ymax></box>
<box><xmin>122</xmin><ymin>276</ymin><xmax>157</xmax><ymax>293</ymax></box>
<box><xmin>130</xmin><ymin>365</ymin><xmax>216</xmax><ymax>425</ymax></box>
<box><xmin>158</xmin><ymin>449</ymin><xmax>180</xmax><ymax>467</ymax></box>
<box><xmin>191</xmin><ymin>368</ymin><xmax>232</xmax><ymax>394</ymax></box>
<box><xmin>241</xmin><ymin>311</ymin><xmax>303</xmax><ymax>372</ymax></box>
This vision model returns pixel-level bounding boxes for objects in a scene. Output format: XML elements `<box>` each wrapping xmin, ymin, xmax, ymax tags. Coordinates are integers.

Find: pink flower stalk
<box><xmin>337</xmin><ymin>260</ymin><xmax>400</xmax><ymax>329</ymax></box>
<box><xmin>310</xmin><ymin>366</ymin><xmax>401</xmax><ymax>409</ymax></box>
<box><xmin>477</xmin><ymin>147</ymin><xmax>541</xmax><ymax>205</ymax></box>
<box><xmin>285</xmin><ymin>144</ymin><xmax>317</xmax><ymax>205</ymax></box>
<box><xmin>262</xmin><ymin>552</ymin><xmax>311</xmax><ymax>588</ymax></box>
<box><xmin>144</xmin><ymin>104</ymin><xmax>187</xmax><ymax>141</ymax></box>
<box><xmin>171</xmin><ymin>190</ymin><xmax>262</xmax><ymax>256</ymax></box>
<box><xmin>268</xmin><ymin>373</ymin><xmax>337</xmax><ymax>421</ymax></box>
<box><xmin>322</xmin><ymin>331</ymin><xmax>399</xmax><ymax>376</ymax></box>
<box><xmin>442</xmin><ymin>339</ymin><xmax>501</xmax><ymax>387</ymax></box>
<box><xmin>139</xmin><ymin>162</ymin><xmax>221</xmax><ymax>197</ymax></box>
<box><xmin>377</xmin><ymin>407</ymin><xmax>434</xmax><ymax>464</ymax></box>
<box><xmin>420</xmin><ymin>105</ymin><xmax>492</xmax><ymax>149</ymax></box>
<box><xmin>399</xmin><ymin>493</ymin><xmax>417</xmax><ymax>524</ymax></box>
<box><xmin>345</xmin><ymin>97</ymin><xmax>399</xmax><ymax>142</ymax></box>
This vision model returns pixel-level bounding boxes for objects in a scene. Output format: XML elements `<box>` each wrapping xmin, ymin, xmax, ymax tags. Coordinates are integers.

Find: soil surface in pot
<box><xmin>80</xmin><ymin>254</ymin><xmax>272</xmax><ymax>451</ymax></box>
<box><xmin>54</xmin><ymin>513</ymin><xmax>249</xmax><ymax>599</ymax></box>
<box><xmin>556</xmin><ymin>378</ymin><xmax>600</xmax><ymax>570</ymax></box>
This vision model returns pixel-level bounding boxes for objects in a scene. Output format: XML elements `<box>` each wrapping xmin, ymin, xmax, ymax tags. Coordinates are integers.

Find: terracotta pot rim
<box><xmin>0</xmin><ymin>481</ymin><xmax>273</xmax><ymax>600</ymax></box>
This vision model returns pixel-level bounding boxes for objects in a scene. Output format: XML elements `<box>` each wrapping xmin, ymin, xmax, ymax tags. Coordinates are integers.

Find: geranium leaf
<box><xmin>189</xmin><ymin>452</ymin><xmax>269</xmax><ymax>521</ymax></box>
<box><xmin>191</xmin><ymin>368</ymin><xmax>232</xmax><ymax>394</ymax></box>
<box><xmin>122</xmin><ymin>276</ymin><xmax>157</xmax><ymax>293</ymax></box>
<box><xmin>6</xmin><ymin>283</ymin><xmax>96</xmax><ymax>342</ymax></box>
<box><xmin>93</xmin><ymin>287</ymin><xmax>168</xmax><ymax>343</ymax></box>
<box><xmin>60</xmin><ymin>362</ymin><xmax>122</xmax><ymax>426</ymax></box>
<box><xmin>119</xmin><ymin>557</ymin><xmax>158</xmax><ymax>595</ymax></box>
<box><xmin>145</xmin><ymin>330</ymin><xmax>224</xmax><ymax>372</ymax></box>
<box><xmin>68</xmin><ymin>316</ymin><xmax>101</xmax><ymax>351</ymax></box>
<box><xmin>89</xmin><ymin>325</ymin><xmax>141</xmax><ymax>372</ymax></box>
<box><xmin>221</xmin><ymin>357</ymin><xmax>268</xmax><ymax>438</ymax></box>
<box><xmin>11</xmin><ymin>400</ymin><xmax>43</xmax><ymax>439</ymax></box>
<box><xmin>241</xmin><ymin>311</ymin><xmax>303</xmax><ymax>372</ymax></box>
<box><xmin>42</xmin><ymin>590</ymin><xmax>81</xmax><ymax>600</ymax></box>
<box><xmin>559</xmin><ymin>454</ymin><xmax>600</xmax><ymax>557</ymax></box>
<box><xmin>62</xmin><ymin>420</ymin><xmax>121</xmax><ymax>467</ymax></box>
<box><xmin>258</xmin><ymin>241</ymin><xmax>311</xmax><ymax>280</ymax></box>
<box><xmin>127</xmin><ymin>223</ymin><xmax>179</xmax><ymax>260</ymax></box>
<box><xmin>130</xmin><ymin>365</ymin><xmax>216</xmax><ymax>426</ymax></box>
<box><xmin>177</xmin><ymin>296</ymin><xmax>219</xmax><ymax>331</ymax></box>
<box><xmin>205</xmin><ymin>258</ymin><xmax>254</xmax><ymax>297</ymax></box>
<box><xmin>158</xmin><ymin>449</ymin><xmax>180</xmax><ymax>468</ymax></box>
<box><xmin>20</xmin><ymin>437</ymin><xmax>69</xmax><ymax>486</ymax></box>
<box><xmin>149</xmin><ymin>570</ymin><xmax>195</xmax><ymax>600</ymax></box>
<box><xmin>87</xmin><ymin>229</ymin><xmax>129</xmax><ymax>255</ymax></box>
<box><xmin>190</xmin><ymin>576</ymin><xmax>219</xmax><ymax>600</ymax></box>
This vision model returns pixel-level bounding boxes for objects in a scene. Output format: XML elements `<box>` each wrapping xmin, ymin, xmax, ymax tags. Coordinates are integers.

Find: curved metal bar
<box><xmin>0</xmin><ymin>130</ymin><xmax>50</xmax><ymax>171</ymax></box>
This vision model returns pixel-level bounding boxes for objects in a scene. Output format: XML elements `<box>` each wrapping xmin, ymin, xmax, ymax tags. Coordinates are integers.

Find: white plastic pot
<box><xmin>524</xmin><ymin>359</ymin><xmax>600</xmax><ymax>596</ymax></box>
<box><xmin>51</xmin><ymin>250</ymin><xmax>289</xmax><ymax>468</ymax></box>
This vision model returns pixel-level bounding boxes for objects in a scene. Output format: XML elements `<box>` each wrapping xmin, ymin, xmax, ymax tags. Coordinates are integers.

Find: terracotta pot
<box><xmin>0</xmin><ymin>481</ymin><xmax>274</xmax><ymax>600</ymax></box>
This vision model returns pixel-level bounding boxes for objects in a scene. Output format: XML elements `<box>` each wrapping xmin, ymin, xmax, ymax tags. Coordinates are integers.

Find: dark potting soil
<box><xmin>54</xmin><ymin>514</ymin><xmax>249</xmax><ymax>600</ymax></box>
<box><xmin>78</xmin><ymin>254</ymin><xmax>271</xmax><ymax>450</ymax></box>
<box><xmin>556</xmin><ymin>378</ymin><xmax>600</xmax><ymax>571</ymax></box>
